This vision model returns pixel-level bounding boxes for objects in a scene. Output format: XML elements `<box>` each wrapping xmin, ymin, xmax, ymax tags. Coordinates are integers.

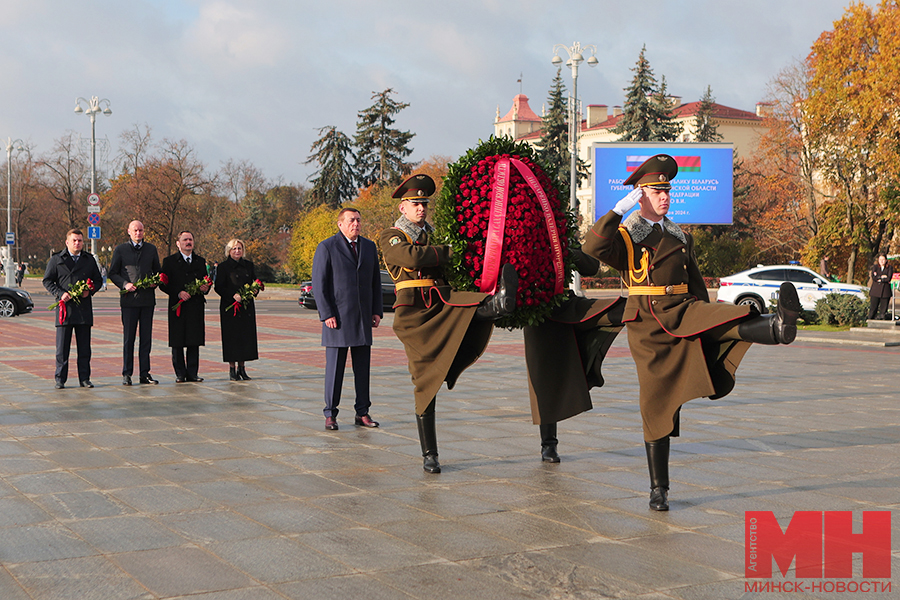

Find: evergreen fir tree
<box><xmin>694</xmin><ymin>85</ymin><xmax>723</xmax><ymax>142</ymax></box>
<box><xmin>649</xmin><ymin>76</ymin><xmax>681</xmax><ymax>142</ymax></box>
<box><xmin>354</xmin><ymin>88</ymin><xmax>415</xmax><ymax>188</ymax></box>
<box><xmin>615</xmin><ymin>46</ymin><xmax>681</xmax><ymax>142</ymax></box>
<box><xmin>304</xmin><ymin>126</ymin><xmax>358</xmax><ymax>208</ymax></box>
<box><xmin>614</xmin><ymin>45</ymin><xmax>658</xmax><ymax>141</ymax></box>
<box><xmin>535</xmin><ymin>68</ymin><xmax>571</xmax><ymax>187</ymax></box>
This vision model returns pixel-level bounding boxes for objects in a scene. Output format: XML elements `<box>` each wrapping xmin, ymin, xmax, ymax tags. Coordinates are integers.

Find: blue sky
<box><xmin>0</xmin><ymin>0</ymin><xmax>863</xmax><ymax>187</ymax></box>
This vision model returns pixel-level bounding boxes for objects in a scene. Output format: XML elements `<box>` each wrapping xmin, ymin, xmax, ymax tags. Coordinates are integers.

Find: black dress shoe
<box><xmin>355</xmin><ymin>415</ymin><xmax>379</xmax><ymax>428</ymax></box>
<box><xmin>54</xmin><ymin>380</ymin><xmax>65</xmax><ymax>389</ymax></box>
<box><xmin>185</xmin><ymin>376</ymin><xmax>204</xmax><ymax>382</ymax></box>
<box><xmin>237</xmin><ymin>366</ymin><xmax>252</xmax><ymax>381</ymax></box>
<box><xmin>325</xmin><ymin>417</ymin><xmax>338</xmax><ymax>430</ymax></box>
<box><xmin>140</xmin><ymin>375</ymin><xmax>159</xmax><ymax>385</ymax></box>
<box><xmin>123</xmin><ymin>375</ymin><xmax>133</xmax><ymax>386</ymax></box>
<box><xmin>229</xmin><ymin>367</ymin><xmax>240</xmax><ymax>381</ymax></box>
<box><xmin>79</xmin><ymin>380</ymin><xmax>94</xmax><ymax>388</ymax></box>
<box><xmin>649</xmin><ymin>487</ymin><xmax>669</xmax><ymax>511</ymax></box>
<box><xmin>175</xmin><ymin>377</ymin><xmax>186</xmax><ymax>383</ymax></box>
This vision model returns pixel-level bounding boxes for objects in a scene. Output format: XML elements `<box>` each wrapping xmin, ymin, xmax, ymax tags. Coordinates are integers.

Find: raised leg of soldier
<box><xmin>715</xmin><ymin>282</ymin><xmax>802</xmax><ymax>345</ymax></box>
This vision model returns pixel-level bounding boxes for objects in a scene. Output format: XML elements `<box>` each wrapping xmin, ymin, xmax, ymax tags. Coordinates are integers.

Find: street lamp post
<box><xmin>5</xmin><ymin>137</ymin><xmax>25</xmax><ymax>287</ymax></box>
<box><xmin>552</xmin><ymin>42</ymin><xmax>598</xmax><ymax>295</ymax></box>
<box><xmin>551</xmin><ymin>42</ymin><xmax>598</xmax><ymax>218</ymax></box>
<box><xmin>74</xmin><ymin>96</ymin><xmax>112</xmax><ymax>256</ymax></box>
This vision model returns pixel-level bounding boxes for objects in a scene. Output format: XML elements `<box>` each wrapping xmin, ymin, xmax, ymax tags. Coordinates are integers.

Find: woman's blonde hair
<box><xmin>225</xmin><ymin>239</ymin><xmax>245</xmax><ymax>258</ymax></box>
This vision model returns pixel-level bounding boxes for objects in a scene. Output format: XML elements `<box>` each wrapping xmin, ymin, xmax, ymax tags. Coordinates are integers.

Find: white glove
<box><xmin>613</xmin><ymin>188</ymin><xmax>644</xmax><ymax>215</ymax></box>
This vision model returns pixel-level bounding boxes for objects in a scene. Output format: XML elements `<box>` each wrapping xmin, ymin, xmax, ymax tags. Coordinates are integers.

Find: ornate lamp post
<box><xmin>74</xmin><ymin>96</ymin><xmax>112</xmax><ymax>255</ymax></box>
<box><xmin>551</xmin><ymin>42</ymin><xmax>598</xmax><ymax>217</ymax></box>
<box><xmin>5</xmin><ymin>138</ymin><xmax>24</xmax><ymax>287</ymax></box>
<box><xmin>552</xmin><ymin>42</ymin><xmax>598</xmax><ymax>295</ymax></box>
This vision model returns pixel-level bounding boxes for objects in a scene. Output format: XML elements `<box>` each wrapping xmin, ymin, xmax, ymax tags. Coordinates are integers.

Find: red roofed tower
<box><xmin>494</xmin><ymin>94</ymin><xmax>543</xmax><ymax>140</ymax></box>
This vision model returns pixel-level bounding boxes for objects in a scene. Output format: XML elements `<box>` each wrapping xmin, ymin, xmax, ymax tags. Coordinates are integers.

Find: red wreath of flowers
<box><xmin>434</xmin><ymin>137</ymin><xmax>575</xmax><ymax>329</ymax></box>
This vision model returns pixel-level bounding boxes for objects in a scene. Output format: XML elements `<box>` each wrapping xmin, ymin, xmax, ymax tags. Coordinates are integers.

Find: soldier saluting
<box><xmin>584</xmin><ymin>154</ymin><xmax>802</xmax><ymax>511</ymax></box>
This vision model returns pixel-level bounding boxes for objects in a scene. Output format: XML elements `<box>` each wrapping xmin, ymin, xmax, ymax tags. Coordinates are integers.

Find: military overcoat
<box><xmin>583</xmin><ymin>210</ymin><xmax>753</xmax><ymax>441</ymax></box>
<box><xmin>379</xmin><ymin>225</ymin><xmax>492</xmax><ymax>415</ymax></box>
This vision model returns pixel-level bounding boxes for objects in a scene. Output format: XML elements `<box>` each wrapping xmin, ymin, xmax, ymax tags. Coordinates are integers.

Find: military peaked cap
<box><xmin>623</xmin><ymin>154</ymin><xmax>678</xmax><ymax>190</ymax></box>
<box><xmin>392</xmin><ymin>174</ymin><xmax>436</xmax><ymax>201</ymax></box>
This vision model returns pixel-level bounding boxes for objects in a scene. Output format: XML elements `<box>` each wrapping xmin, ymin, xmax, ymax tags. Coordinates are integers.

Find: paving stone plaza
<box><xmin>0</xmin><ymin>282</ymin><xmax>898</xmax><ymax>599</ymax></box>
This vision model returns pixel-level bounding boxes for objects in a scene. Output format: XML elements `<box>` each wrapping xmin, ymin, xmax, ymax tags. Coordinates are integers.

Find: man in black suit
<box><xmin>43</xmin><ymin>229</ymin><xmax>102</xmax><ymax>389</ymax></box>
<box><xmin>313</xmin><ymin>208</ymin><xmax>383</xmax><ymax>431</ymax></box>
<box><xmin>160</xmin><ymin>231</ymin><xmax>210</xmax><ymax>382</ymax></box>
<box><xmin>109</xmin><ymin>220</ymin><xmax>161</xmax><ymax>385</ymax></box>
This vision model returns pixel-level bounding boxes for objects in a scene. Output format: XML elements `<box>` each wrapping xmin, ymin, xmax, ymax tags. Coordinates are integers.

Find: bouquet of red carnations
<box><xmin>121</xmin><ymin>272</ymin><xmax>167</xmax><ymax>294</ymax></box>
<box><xmin>172</xmin><ymin>275</ymin><xmax>213</xmax><ymax>316</ymax></box>
<box><xmin>227</xmin><ymin>279</ymin><xmax>265</xmax><ymax>316</ymax></box>
<box><xmin>48</xmin><ymin>278</ymin><xmax>95</xmax><ymax>324</ymax></box>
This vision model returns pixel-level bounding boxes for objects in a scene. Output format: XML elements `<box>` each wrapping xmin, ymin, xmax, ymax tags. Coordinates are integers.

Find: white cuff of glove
<box><xmin>613</xmin><ymin>188</ymin><xmax>644</xmax><ymax>215</ymax></box>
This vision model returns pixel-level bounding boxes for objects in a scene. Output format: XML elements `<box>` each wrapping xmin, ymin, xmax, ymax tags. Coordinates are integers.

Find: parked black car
<box><xmin>298</xmin><ymin>270</ymin><xmax>396</xmax><ymax>311</ymax></box>
<box><xmin>0</xmin><ymin>286</ymin><xmax>34</xmax><ymax>317</ymax></box>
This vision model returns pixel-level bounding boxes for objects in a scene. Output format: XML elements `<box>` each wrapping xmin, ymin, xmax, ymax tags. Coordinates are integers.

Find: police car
<box><xmin>716</xmin><ymin>265</ymin><xmax>868</xmax><ymax>313</ymax></box>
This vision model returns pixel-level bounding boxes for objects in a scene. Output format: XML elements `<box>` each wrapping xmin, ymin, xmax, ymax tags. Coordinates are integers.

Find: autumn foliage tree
<box><xmin>804</xmin><ymin>0</ymin><xmax>900</xmax><ymax>282</ymax></box>
<box><xmin>105</xmin><ymin>137</ymin><xmax>214</xmax><ymax>255</ymax></box>
<box><xmin>286</xmin><ymin>204</ymin><xmax>340</xmax><ymax>280</ymax></box>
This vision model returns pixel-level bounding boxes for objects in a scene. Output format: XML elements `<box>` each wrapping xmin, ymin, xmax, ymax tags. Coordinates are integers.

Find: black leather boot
<box><xmin>737</xmin><ymin>282</ymin><xmax>801</xmax><ymax>345</ymax></box>
<box><xmin>475</xmin><ymin>264</ymin><xmax>518</xmax><ymax>320</ymax></box>
<box><xmin>237</xmin><ymin>365</ymin><xmax>252</xmax><ymax>380</ymax></box>
<box><xmin>416</xmin><ymin>400</ymin><xmax>441</xmax><ymax>473</ymax></box>
<box><xmin>539</xmin><ymin>423</ymin><xmax>560</xmax><ymax>463</ymax></box>
<box><xmin>229</xmin><ymin>367</ymin><xmax>239</xmax><ymax>381</ymax></box>
<box><xmin>645</xmin><ymin>436</ymin><xmax>670</xmax><ymax>511</ymax></box>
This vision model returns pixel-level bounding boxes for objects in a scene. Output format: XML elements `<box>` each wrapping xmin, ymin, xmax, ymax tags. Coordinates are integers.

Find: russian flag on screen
<box><xmin>625</xmin><ymin>155</ymin><xmax>701</xmax><ymax>172</ymax></box>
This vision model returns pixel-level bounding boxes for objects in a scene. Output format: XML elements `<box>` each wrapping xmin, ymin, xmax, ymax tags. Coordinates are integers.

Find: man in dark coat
<box><xmin>160</xmin><ymin>231</ymin><xmax>210</xmax><ymax>382</ymax></box>
<box><xmin>43</xmin><ymin>229</ymin><xmax>102</xmax><ymax>389</ymax></box>
<box><xmin>584</xmin><ymin>154</ymin><xmax>802</xmax><ymax>511</ymax></box>
<box><xmin>380</xmin><ymin>174</ymin><xmax>517</xmax><ymax>474</ymax></box>
<box><xmin>109</xmin><ymin>220</ymin><xmax>161</xmax><ymax>385</ymax></box>
<box><xmin>313</xmin><ymin>208</ymin><xmax>383</xmax><ymax>431</ymax></box>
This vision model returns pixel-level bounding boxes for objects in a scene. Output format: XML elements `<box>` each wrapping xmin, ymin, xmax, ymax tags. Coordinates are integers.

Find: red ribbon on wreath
<box><xmin>58</xmin><ymin>301</ymin><xmax>66</xmax><ymax>325</ymax></box>
<box><xmin>479</xmin><ymin>157</ymin><xmax>566</xmax><ymax>296</ymax></box>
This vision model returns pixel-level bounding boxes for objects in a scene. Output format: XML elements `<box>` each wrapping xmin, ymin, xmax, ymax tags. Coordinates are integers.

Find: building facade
<box><xmin>494</xmin><ymin>94</ymin><xmax>769</xmax><ymax>228</ymax></box>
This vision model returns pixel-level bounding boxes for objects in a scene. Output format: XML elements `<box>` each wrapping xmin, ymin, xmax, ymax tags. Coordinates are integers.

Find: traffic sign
<box><xmin>88</xmin><ymin>213</ymin><xmax>100</xmax><ymax>226</ymax></box>
<box><xmin>5</xmin><ymin>232</ymin><xmax>13</xmax><ymax>245</ymax></box>
<box><xmin>87</xmin><ymin>193</ymin><xmax>101</xmax><ymax>205</ymax></box>
<box><xmin>87</xmin><ymin>226</ymin><xmax>101</xmax><ymax>240</ymax></box>
<box><xmin>87</xmin><ymin>205</ymin><xmax>101</xmax><ymax>213</ymax></box>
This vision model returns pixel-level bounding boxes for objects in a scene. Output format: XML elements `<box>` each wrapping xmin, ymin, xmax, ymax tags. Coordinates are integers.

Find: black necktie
<box><xmin>72</xmin><ymin>254</ymin><xmax>79</xmax><ymax>263</ymax></box>
<box><xmin>652</xmin><ymin>223</ymin><xmax>663</xmax><ymax>234</ymax></box>
<box><xmin>186</xmin><ymin>256</ymin><xmax>191</xmax><ymax>264</ymax></box>
<box><xmin>350</xmin><ymin>241</ymin><xmax>358</xmax><ymax>261</ymax></box>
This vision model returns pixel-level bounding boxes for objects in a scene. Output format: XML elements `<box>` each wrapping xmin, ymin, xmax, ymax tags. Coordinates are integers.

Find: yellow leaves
<box><xmin>286</xmin><ymin>205</ymin><xmax>339</xmax><ymax>280</ymax></box>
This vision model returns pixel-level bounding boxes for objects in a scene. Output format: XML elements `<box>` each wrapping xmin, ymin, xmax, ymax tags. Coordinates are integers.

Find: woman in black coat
<box><xmin>215</xmin><ymin>239</ymin><xmax>260</xmax><ymax>380</ymax></box>
<box><xmin>868</xmin><ymin>253</ymin><xmax>894</xmax><ymax>320</ymax></box>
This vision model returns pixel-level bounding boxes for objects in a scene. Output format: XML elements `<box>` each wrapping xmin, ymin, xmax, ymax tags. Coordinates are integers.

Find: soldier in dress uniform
<box><xmin>583</xmin><ymin>154</ymin><xmax>802</xmax><ymax>511</ymax></box>
<box><xmin>379</xmin><ymin>174</ymin><xmax>517</xmax><ymax>474</ymax></box>
<box><xmin>523</xmin><ymin>249</ymin><xmax>625</xmax><ymax>462</ymax></box>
